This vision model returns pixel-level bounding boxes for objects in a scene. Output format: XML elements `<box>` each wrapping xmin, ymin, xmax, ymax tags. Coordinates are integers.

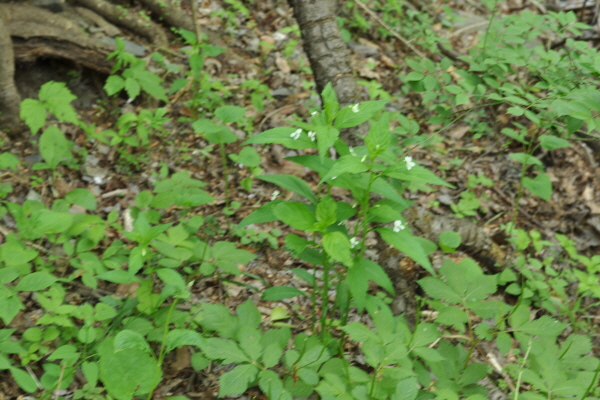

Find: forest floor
<box><xmin>1</xmin><ymin>0</ymin><xmax>600</xmax><ymax>398</ymax></box>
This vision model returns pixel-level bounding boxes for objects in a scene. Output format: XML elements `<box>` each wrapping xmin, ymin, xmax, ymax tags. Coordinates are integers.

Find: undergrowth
<box><xmin>1</xmin><ymin>1</ymin><xmax>600</xmax><ymax>399</ymax></box>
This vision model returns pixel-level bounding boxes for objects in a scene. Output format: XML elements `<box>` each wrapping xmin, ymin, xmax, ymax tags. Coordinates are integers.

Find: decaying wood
<box><xmin>75</xmin><ymin>0</ymin><xmax>167</xmax><ymax>45</ymax></box>
<box><xmin>3</xmin><ymin>3</ymin><xmax>114</xmax><ymax>73</ymax></box>
<box><xmin>0</xmin><ymin>7</ymin><xmax>23</xmax><ymax>135</ymax></box>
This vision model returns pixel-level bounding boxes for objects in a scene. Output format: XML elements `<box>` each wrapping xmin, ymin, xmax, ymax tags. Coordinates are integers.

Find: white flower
<box><xmin>361</xmin><ymin>155</ymin><xmax>367</xmax><ymax>162</ymax></box>
<box><xmin>349</xmin><ymin>147</ymin><xmax>357</xmax><ymax>156</ymax></box>
<box><xmin>308</xmin><ymin>131</ymin><xmax>316</xmax><ymax>141</ymax></box>
<box><xmin>290</xmin><ymin>129</ymin><xmax>302</xmax><ymax>140</ymax></box>
<box><xmin>351</xmin><ymin>103</ymin><xmax>360</xmax><ymax>113</ymax></box>
<box><xmin>311</xmin><ymin>111</ymin><xmax>318</xmax><ymax>116</ymax></box>
<box><xmin>405</xmin><ymin>156</ymin><xmax>416</xmax><ymax>170</ymax></box>
<box><xmin>393</xmin><ymin>220</ymin><xmax>406</xmax><ymax>232</ymax></box>
<box><xmin>350</xmin><ymin>237</ymin><xmax>360</xmax><ymax>249</ymax></box>
<box><xmin>331</xmin><ymin>176</ymin><xmax>337</xmax><ymax>180</ymax></box>
<box><xmin>271</xmin><ymin>190</ymin><xmax>280</xmax><ymax>201</ymax></box>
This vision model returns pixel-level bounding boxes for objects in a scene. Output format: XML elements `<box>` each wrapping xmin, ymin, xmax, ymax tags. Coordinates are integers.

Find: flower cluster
<box><xmin>405</xmin><ymin>156</ymin><xmax>416</xmax><ymax>170</ymax></box>
<box><xmin>393</xmin><ymin>220</ymin><xmax>406</xmax><ymax>232</ymax></box>
<box><xmin>290</xmin><ymin>129</ymin><xmax>301</xmax><ymax>140</ymax></box>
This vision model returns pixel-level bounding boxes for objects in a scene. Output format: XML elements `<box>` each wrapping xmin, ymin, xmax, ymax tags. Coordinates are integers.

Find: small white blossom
<box><xmin>393</xmin><ymin>220</ymin><xmax>406</xmax><ymax>233</ymax></box>
<box><xmin>308</xmin><ymin>131</ymin><xmax>316</xmax><ymax>141</ymax></box>
<box><xmin>331</xmin><ymin>176</ymin><xmax>337</xmax><ymax>180</ymax></box>
<box><xmin>351</xmin><ymin>103</ymin><xmax>360</xmax><ymax>113</ymax></box>
<box><xmin>349</xmin><ymin>147</ymin><xmax>357</xmax><ymax>156</ymax></box>
<box><xmin>350</xmin><ymin>237</ymin><xmax>360</xmax><ymax>249</ymax></box>
<box><xmin>405</xmin><ymin>156</ymin><xmax>416</xmax><ymax>170</ymax></box>
<box><xmin>271</xmin><ymin>190</ymin><xmax>280</xmax><ymax>201</ymax></box>
<box><xmin>290</xmin><ymin>129</ymin><xmax>302</xmax><ymax>140</ymax></box>
<box><xmin>311</xmin><ymin>111</ymin><xmax>319</xmax><ymax>116</ymax></box>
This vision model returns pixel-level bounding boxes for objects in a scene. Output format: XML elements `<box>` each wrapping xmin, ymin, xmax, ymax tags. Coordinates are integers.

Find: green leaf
<box><xmin>322</xmin><ymin>231</ymin><xmax>352</xmax><ymax>266</ymax></box>
<box><xmin>15</xmin><ymin>272</ymin><xmax>56</xmax><ymax>291</ymax></box>
<box><xmin>39</xmin><ymin>126</ymin><xmax>72</xmax><ymax>170</ymax></box>
<box><xmin>0</xmin><ymin>152</ymin><xmax>20</xmax><ymax>171</ymax></box>
<box><xmin>322</xmin><ymin>83</ymin><xmax>339</xmax><ymax>123</ymax></box>
<box><xmin>392</xmin><ymin>377</ymin><xmax>419</xmax><ymax>400</ymax></box>
<box><xmin>134</xmin><ymin>70</ymin><xmax>168</xmax><ymax>101</ymax></box>
<box><xmin>508</xmin><ymin>152</ymin><xmax>543</xmax><ymax>167</ymax></box>
<box><xmin>237</xmin><ymin>200</ymin><xmax>282</xmax><ymax>227</ymax></box>
<box><xmin>165</xmin><ymin>329</ymin><xmax>205</xmax><ymax>352</ymax></box>
<box><xmin>211</xmin><ymin>241</ymin><xmax>255</xmax><ymax>275</ymax></box>
<box><xmin>237</xmin><ymin>300</ymin><xmax>262</xmax><ymax>330</ymax></box>
<box><xmin>156</xmin><ymin>268</ymin><xmax>187</xmax><ymax>293</ymax></box>
<box><xmin>378</xmin><ymin>228</ymin><xmax>434</xmax><ymax>275</ymax></box>
<box><xmin>243</xmin><ymin>127</ymin><xmax>314</xmax><ymax>149</ymax></box>
<box><xmin>202</xmin><ymin>338</ymin><xmax>249</xmax><ymax>364</ymax></box>
<box><xmin>215</xmin><ymin>105</ymin><xmax>246</xmax><ymax>123</ymax></box>
<box><xmin>342</xmin><ymin>322</ymin><xmax>379</xmax><ymax>342</ymax></box>
<box><xmin>38</xmin><ymin>81</ymin><xmax>78</xmax><ymax>123</ymax></box>
<box><xmin>258</xmin><ymin>175</ymin><xmax>317</xmax><ymax>204</ymax></box>
<box><xmin>218</xmin><ymin>364</ymin><xmax>259</xmax><ymax>397</ymax></box>
<box><xmin>439</xmin><ymin>231</ymin><xmax>461</xmax><ymax>252</ymax></box>
<box><xmin>523</xmin><ymin>172</ymin><xmax>552</xmax><ymax>201</ymax></box>
<box><xmin>262</xmin><ymin>286</ymin><xmax>306</xmax><ymax>301</ymax></box>
<box><xmin>273</xmin><ymin>202</ymin><xmax>316</xmax><ymax>231</ymax></box>
<box><xmin>204</xmin><ymin>127</ymin><xmax>237</xmax><ymax>144</ymax></box>
<box><xmin>418</xmin><ymin>277</ymin><xmax>462</xmax><ymax>303</ymax></box>
<box><xmin>10</xmin><ymin>367</ymin><xmax>38</xmax><ymax>393</ymax></box>
<box><xmin>198</xmin><ymin>302</ymin><xmax>237</xmax><ymax>338</ymax></box>
<box><xmin>96</xmin><ymin>270</ymin><xmax>140</xmax><ymax>284</ymax></box>
<box><xmin>0</xmin><ymin>242</ymin><xmax>38</xmax><ymax>267</ymax></box>
<box><xmin>315</xmin><ymin>195</ymin><xmax>337</xmax><ymax>230</ymax></box>
<box><xmin>384</xmin><ymin>164</ymin><xmax>454</xmax><ymax>188</ymax></box>
<box><xmin>334</xmin><ymin>100</ymin><xmax>388</xmax><ymax>129</ymax></box>
<box><xmin>232</xmin><ymin>146</ymin><xmax>261</xmax><ymax>168</ymax></box>
<box><xmin>20</xmin><ymin>99</ymin><xmax>47</xmax><ymax>134</ymax></box>
<box><xmin>539</xmin><ymin>135</ymin><xmax>570</xmax><ymax>150</ymax></box>
<box><xmin>65</xmin><ymin>189</ymin><xmax>97</xmax><ymax>211</ymax></box>
<box><xmin>406</xmin><ymin>71</ymin><xmax>425</xmax><ymax>81</ymax></box>
<box><xmin>99</xmin><ymin>337</ymin><xmax>158</xmax><ymax>400</ymax></box>
<box><xmin>320</xmin><ymin>155</ymin><xmax>369</xmax><ymax>182</ymax></box>
<box><xmin>516</xmin><ymin>316</ymin><xmax>568</xmax><ymax>337</ymax></box>
<box><xmin>104</xmin><ymin>75</ymin><xmax>125</xmax><ymax>97</ymax></box>
<box><xmin>114</xmin><ymin>330</ymin><xmax>152</xmax><ymax>354</ymax></box>
<box><xmin>315</xmin><ymin>125</ymin><xmax>340</xmax><ymax>161</ymax></box>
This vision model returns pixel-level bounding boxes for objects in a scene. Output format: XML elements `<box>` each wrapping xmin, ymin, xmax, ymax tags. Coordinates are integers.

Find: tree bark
<box><xmin>287</xmin><ymin>0</ymin><xmax>364</xmax><ymax>146</ymax></box>
<box><xmin>0</xmin><ymin>8</ymin><xmax>23</xmax><ymax>136</ymax></box>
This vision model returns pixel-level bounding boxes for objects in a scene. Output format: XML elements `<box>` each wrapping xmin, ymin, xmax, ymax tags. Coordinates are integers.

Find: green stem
<box><xmin>147</xmin><ymin>299</ymin><xmax>178</xmax><ymax>400</ymax></box>
<box><xmin>320</xmin><ymin>260</ymin><xmax>331</xmax><ymax>338</ymax></box>
<box><xmin>219</xmin><ymin>142</ymin><xmax>230</xmax><ymax>207</ymax></box>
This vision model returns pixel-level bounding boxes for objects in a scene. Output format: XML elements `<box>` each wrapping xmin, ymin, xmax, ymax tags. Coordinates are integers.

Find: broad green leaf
<box><xmin>243</xmin><ymin>127</ymin><xmax>314</xmax><ymax>150</ymax></box>
<box><xmin>392</xmin><ymin>377</ymin><xmax>419</xmax><ymax>400</ymax></box>
<box><xmin>198</xmin><ymin>302</ymin><xmax>237</xmax><ymax>338</ymax></box>
<box><xmin>165</xmin><ymin>329</ymin><xmax>205</xmax><ymax>352</ymax></box>
<box><xmin>322</xmin><ymin>231</ymin><xmax>352</xmax><ymax>267</ymax></box>
<box><xmin>273</xmin><ymin>202</ymin><xmax>316</xmax><ymax>231</ymax></box>
<box><xmin>523</xmin><ymin>172</ymin><xmax>552</xmax><ymax>201</ymax></box>
<box><xmin>204</xmin><ymin>127</ymin><xmax>237</xmax><ymax>144</ymax></box>
<box><xmin>218</xmin><ymin>364</ymin><xmax>259</xmax><ymax>397</ymax></box>
<box><xmin>365</xmin><ymin>112</ymin><xmax>391</xmax><ymax>156</ymax></box>
<box><xmin>99</xmin><ymin>337</ymin><xmax>158</xmax><ymax>400</ymax></box>
<box><xmin>211</xmin><ymin>241</ymin><xmax>255</xmax><ymax>275</ymax></box>
<box><xmin>215</xmin><ymin>105</ymin><xmax>246</xmax><ymax>123</ymax></box>
<box><xmin>237</xmin><ymin>299</ymin><xmax>262</xmax><ymax>330</ymax></box>
<box><xmin>0</xmin><ymin>242</ymin><xmax>38</xmax><ymax>267</ymax></box>
<box><xmin>262</xmin><ymin>286</ymin><xmax>306</xmax><ymax>301</ymax></box>
<box><xmin>38</xmin><ymin>81</ymin><xmax>78</xmax><ymax>123</ymax></box>
<box><xmin>237</xmin><ymin>200</ymin><xmax>282</xmax><ymax>227</ymax></box>
<box><xmin>39</xmin><ymin>126</ymin><xmax>72</xmax><ymax>170</ymax></box>
<box><xmin>202</xmin><ymin>338</ymin><xmax>249</xmax><ymax>364</ymax></box>
<box><xmin>516</xmin><ymin>316</ymin><xmax>568</xmax><ymax>337</ymax></box>
<box><xmin>322</xmin><ymin>83</ymin><xmax>339</xmax><ymax>123</ymax></box>
<box><xmin>360</xmin><ymin>258</ymin><xmax>394</xmax><ymax>295</ymax></box>
<box><xmin>334</xmin><ymin>100</ymin><xmax>388</xmax><ymax>129</ymax></box>
<box><xmin>378</xmin><ymin>228</ymin><xmax>434</xmax><ymax>275</ymax></box>
<box><xmin>104</xmin><ymin>75</ymin><xmax>125</xmax><ymax>97</ymax></box>
<box><xmin>114</xmin><ymin>330</ymin><xmax>152</xmax><ymax>354</ymax></box>
<box><xmin>15</xmin><ymin>272</ymin><xmax>56</xmax><ymax>291</ymax></box>
<box><xmin>508</xmin><ymin>152</ymin><xmax>543</xmax><ymax>167</ymax></box>
<box><xmin>0</xmin><ymin>152</ymin><xmax>20</xmax><ymax>171</ymax></box>
<box><xmin>417</xmin><ymin>277</ymin><xmax>462</xmax><ymax>303</ymax></box>
<box><xmin>384</xmin><ymin>165</ymin><xmax>454</xmax><ymax>188</ymax></box>
<box><xmin>439</xmin><ymin>231</ymin><xmax>461</xmax><ymax>252</ymax></box>
<box><xmin>65</xmin><ymin>188</ymin><xmax>97</xmax><ymax>211</ymax></box>
<box><xmin>539</xmin><ymin>135</ymin><xmax>570</xmax><ymax>150</ymax></box>
<box><xmin>10</xmin><ymin>367</ymin><xmax>38</xmax><ymax>393</ymax></box>
<box><xmin>20</xmin><ymin>99</ymin><xmax>47</xmax><ymax>134</ymax></box>
<box><xmin>320</xmin><ymin>155</ymin><xmax>369</xmax><ymax>182</ymax></box>
<box><xmin>96</xmin><ymin>270</ymin><xmax>140</xmax><ymax>284</ymax></box>
<box><xmin>342</xmin><ymin>323</ymin><xmax>379</xmax><ymax>343</ymax></box>
<box><xmin>258</xmin><ymin>175</ymin><xmax>317</xmax><ymax>204</ymax></box>
<box><xmin>315</xmin><ymin>195</ymin><xmax>337</xmax><ymax>229</ymax></box>
<box><xmin>315</xmin><ymin>125</ymin><xmax>340</xmax><ymax>161</ymax></box>
<box><xmin>156</xmin><ymin>269</ymin><xmax>187</xmax><ymax>293</ymax></box>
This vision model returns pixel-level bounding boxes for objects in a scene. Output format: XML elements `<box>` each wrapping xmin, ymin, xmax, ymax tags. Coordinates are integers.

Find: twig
<box><xmin>353</xmin><ymin>0</ymin><xmax>426</xmax><ymax>59</ymax></box>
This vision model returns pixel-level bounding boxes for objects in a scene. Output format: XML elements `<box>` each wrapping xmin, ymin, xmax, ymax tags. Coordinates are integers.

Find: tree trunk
<box><xmin>287</xmin><ymin>0</ymin><xmax>364</xmax><ymax>146</ymax></box>
<box><xmin>0</xmin><ymin>8</ymin><xmax>22</xmax><ymax>136</ymax></box>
